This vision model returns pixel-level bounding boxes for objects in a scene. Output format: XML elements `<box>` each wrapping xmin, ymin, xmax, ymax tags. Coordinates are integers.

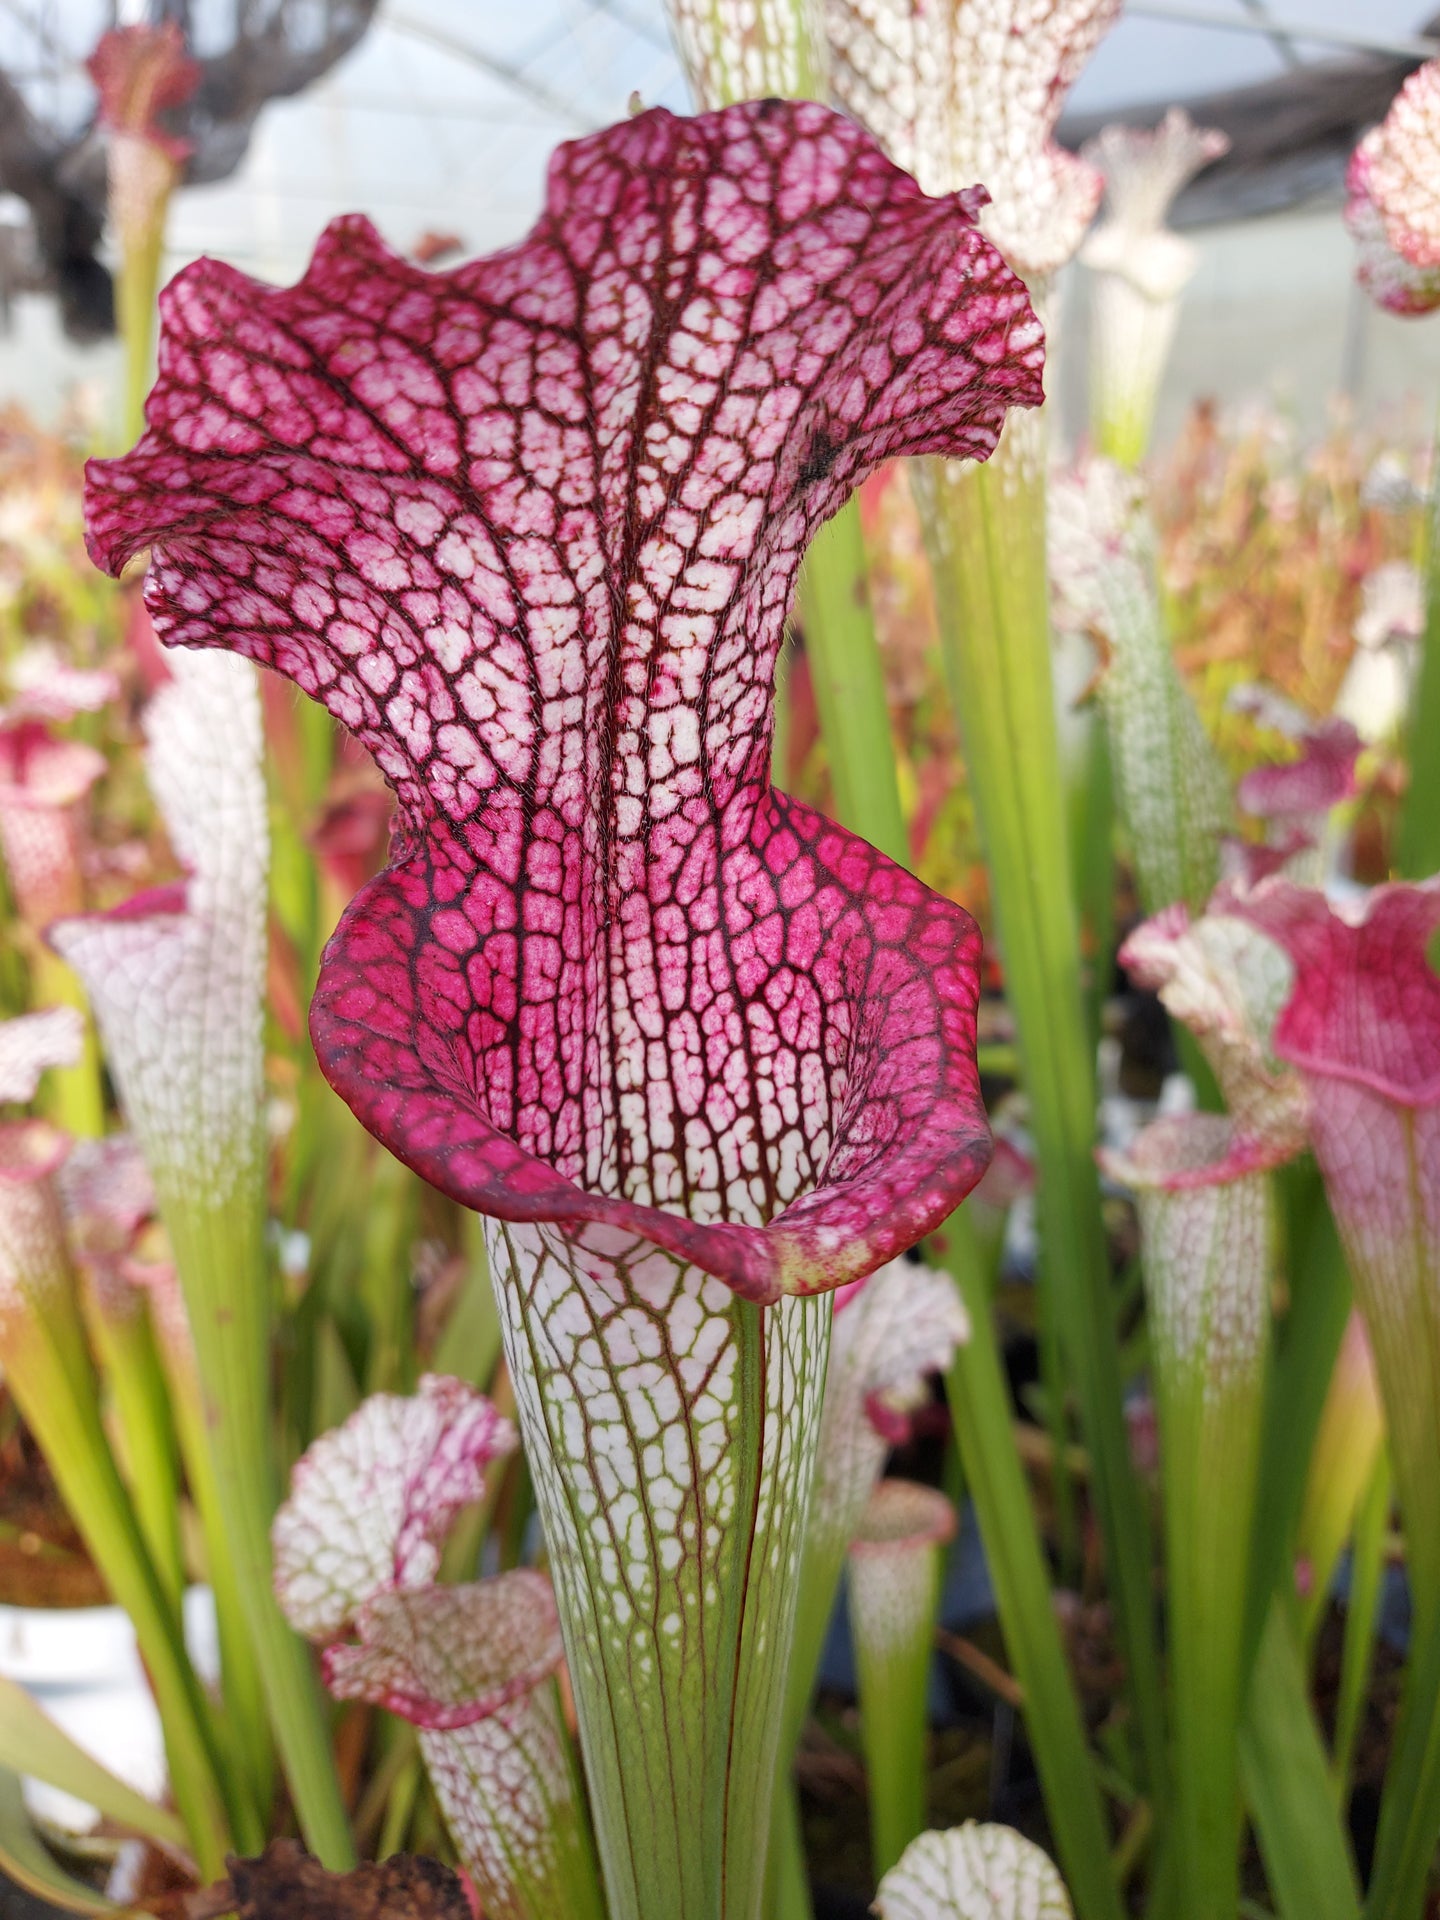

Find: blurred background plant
<box><xmin>2</xmin><ymin>5</ymin><xmax>1440</xmax><ymax>1920</ymax></box>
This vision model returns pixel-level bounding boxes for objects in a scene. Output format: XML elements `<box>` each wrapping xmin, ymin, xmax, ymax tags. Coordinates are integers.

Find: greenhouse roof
<box><xmin>2</xmin><ymin>1</ymin><xmax>1437</xmax><ymax>426</ymax></box>
<box><xmin>150</xmin><ymin>2</ymin><xmax>1440</xmax><ymax>274</ymax></box>
<box><xmin>1</xmin><ymin>0</ymin><xmax>1436</xmax><ymax>287</ymax></box>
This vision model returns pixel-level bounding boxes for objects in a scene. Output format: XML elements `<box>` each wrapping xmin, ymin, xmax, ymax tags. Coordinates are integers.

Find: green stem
<box><xmin>5</xmin><ymin>1284</ymin><xmax>231</xmax><ymax>1877</ymax></box>
<box><xmin>1151</xmin><ymin>1208</ymin><xmax>1270</xmax><ymax>1920</ymax></box>
<box><xmin>551</xmin><ymin>1703</ymin><xmax>612</xmax><ymax>1920</ymax></box>
<box><xmin>1296</xmin><ymin>1323</ymin><xmax>1384</xmax><ymax>1662</ymax></box>
<box><xmin>772</xmin><ymin>1265</ymin><xmax>963</xmax><ymax>1886</ymax></box>
<box><xmin>1071</xmin><ymin>718</ymin><xmax>1116</xmax><ymax>1056</ymax></box>
<box><xmin>765</xmin><ymin>1779</ymin><xmax>813</xmax><ymax>1920</ymax></box>
<box><xmin>358</xmin><ymin>1149</ymin><xmax>419</xmax><ymax>1393</ymax></box>
<box><xmin>766</xmin><ymin>1471</ymin><xmax>845</xmax><ymax>1920</ymax></box>
<box><xmin>267</xmin><ymin>792</ymin><xmax>322</xmax><ymax>1002</ymax></box>
<box><xmin>668</xmin><ymin>0</ymin><xmax>828</xmax><ymax>106</ymax></box>
<box><xmin>377</xmin><ymin>1751</ymin><xmax>421</xmax><ymax>1861</ymax></box>
<box><xmin>0</xmin><ymin>1673</ymin><xmax>189</xmax><ymax>1850</ymax></box>
<box><xmin>1397</xmin><ymin>407</ymin><xmax>1440</xmax><ymax>880</ymax></box>
<box><xmin>1364</xmin><ymin>1595</ymin><xmax>1440</xmax><ymax>1920</ymax></box>
<box><xmin>1332</xmin><ymin>1450</ymin><xmax>1390</xmax><ymax>1812</ymax></box>
<box><xmin>1085</xmin><ymin>490</ymin><xmax>1225</xmax><ymax>926</ymax></box>
<box><xmin>1097</xmin><ymin>407</ymin><xmax>1151</xmax><ymax>474</ymax></box>
<box><xmin>936</xmin><ymin>1207</ymin><xmax>1125</xmax><ymax>1920</ymax></box>
<box><xmin>1243</xmin><ymin>1170</ymin><xmax>1351</xmax><ymax>1679</ymax></box>
<box><xmin>160</xmin><ymin>1330</ymin><xmax>271</xmax><ymax>1849</ymax></box>
<box><xmin>916</xmin><ymin>440</ymin><xmax>1167</xmax><ymax>1800</ymax></box>
<box><xmin>1240</xmin><ymin>1603</ymin><xmax>1362</xmax><ymax>1920</ymax></box>
<box><xmin>352</xmin><ymin>1716</ymin><xmax>417</xmax><ymax>1852</ymax></box>
<box><xmin>82</xmin><ymin>1297</ymin><xmax>185</xmax><ymax>1612</ymax></box>
<box><xmin>166</xmin><ymin>1192</ymin><xmax>354</xmax><ymax>1867</ymax></box>
<box><xmin>1089</xmin><ymin>273</ymin><xmax>1175</xmax><ymax>473</ymax></box>
<box><xmin>116</xmin><ymin>196</ymin><xmax>165</xmax><ymax>450</ymax></box>
<box><xmin>850</xmin><ymin>1539</ymin><xmax>941</xmax><ymax>1876</ymax></box>
<box><xmin>487</xmin><ymin>1218</ymin><xmax>830</xmax><ymax>1920</ymax></box>
<box><xmin>781</xmin><ymin>1525</ymin><xmax>848</xmax><ymax>1772</ymax></box>
<box><xmin>796</xmin><ymin>502</ymin><xmax>909</xmax><ymax>864</ymax></box>
<box><xmin>267</xmin><ymin>694</ymin><xmax>337</xmax><ymax>997</ymax></box>
<box><xmin>1034</xmin><ymin>1289</ymin><xmax>1083</xmax><ymax>1587</ymax></box>
<box><xmin>433</xmin><ymin>1208</ymin><xmax>504</xmax><ymax>1390</ymax></box>
<box><xmin>311</xmin><ymin>1314</ymin><xmax>362</xmax><ymax>1438</ymax></box>
<box><xmin>29</xmin><ymin>950</ymin><xmax>104</xmax><ymax>1140</ymax></box>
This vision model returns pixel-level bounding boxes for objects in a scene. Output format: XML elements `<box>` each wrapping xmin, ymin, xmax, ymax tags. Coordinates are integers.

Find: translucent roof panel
<box><xmin>8</xmin><ymin>1</ymin><xmax>1437</xmax><ymax>289</ymax></box>
<box><xmin>162</xmin><ymin>4</ymin><xmax>688</xmax><ymax>282</ymax></box>
<box><xmin>164</xmin><ymin>0</ymin><xmax>1440</xmax><ymax>282</ymax></box>
<box><xmin>1068</xmin><ymin>0</ymin><xmax>1438</xmax><ymax>113</ymax></box>
<box><xmin>2</xmin><ymin>0</ymin><xmax>1437</xmax><ymax>425</ymax></box>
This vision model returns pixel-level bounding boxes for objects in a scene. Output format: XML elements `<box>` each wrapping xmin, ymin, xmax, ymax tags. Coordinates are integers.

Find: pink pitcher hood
<box><xmin>0</xmin><ymin>722</ymin><xmax>106</xmax><ymax>931</ymax></box>
<box><xmin>1120</xmin><ymin>900</ymin><xmax>1309</xmax><ymax>1179</ymax></box>
<box><xmin>84</xmin><ymin>101</ymin><xmax>1044</xmax><ymax>1302</ymax></box>
<box><xmin>1226</xmin><ymin>878</ymin><xmax>1440</xmax><ymax>1109</ymax></box>
<box><xmin>87</xmin><ymin>21</ymin><xmax>198</xmax><ymax>162</ymax></box>
<box><xmin>1225</xmin><ymin>876</ymin><xmax>1440</xmax><ymax>1605</ymax></box>
<box><xmin>1237</xmin><ymin>718</ymin><xmax>1362</xmax><ymax>828</ymax></box>
<box><xmin>322</xmin><ymin>1573</ymin><xmax>563</xmax><ymax>1731</ymax></box>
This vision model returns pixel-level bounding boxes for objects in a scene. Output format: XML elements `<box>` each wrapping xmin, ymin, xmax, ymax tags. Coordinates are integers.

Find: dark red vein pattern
<box><xmin>85</xmin><ymin>99</ymin><xmax>1042</xmax><ymax>1303</ymax></box>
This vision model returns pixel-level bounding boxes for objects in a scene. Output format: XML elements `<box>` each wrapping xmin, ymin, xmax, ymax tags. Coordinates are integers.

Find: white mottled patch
<box><xmin>486</xmin><ymin>1215</ymin><xmax>829</xmax><ymax>1914</ymax></box>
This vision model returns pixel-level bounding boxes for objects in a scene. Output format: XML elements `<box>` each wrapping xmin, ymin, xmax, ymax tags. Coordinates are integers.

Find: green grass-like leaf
<box><xmin>0</xmin><ymin>1680</ymin><xmax>188</xmax><ymax>1852</ymax></box>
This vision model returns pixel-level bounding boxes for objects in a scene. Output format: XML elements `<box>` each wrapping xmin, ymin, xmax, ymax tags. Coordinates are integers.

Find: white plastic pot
<box><xmin>0</xmin><ymin>1587</ymin><xmax>218</xmax><ymax>1832</ymax></box>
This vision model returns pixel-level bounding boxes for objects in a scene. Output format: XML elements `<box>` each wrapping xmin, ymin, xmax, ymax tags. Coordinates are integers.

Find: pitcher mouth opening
<box><xmin>312</xmin><ymin>814</ymin><xmax>992</xmax><ymax>1307</ymax></box>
